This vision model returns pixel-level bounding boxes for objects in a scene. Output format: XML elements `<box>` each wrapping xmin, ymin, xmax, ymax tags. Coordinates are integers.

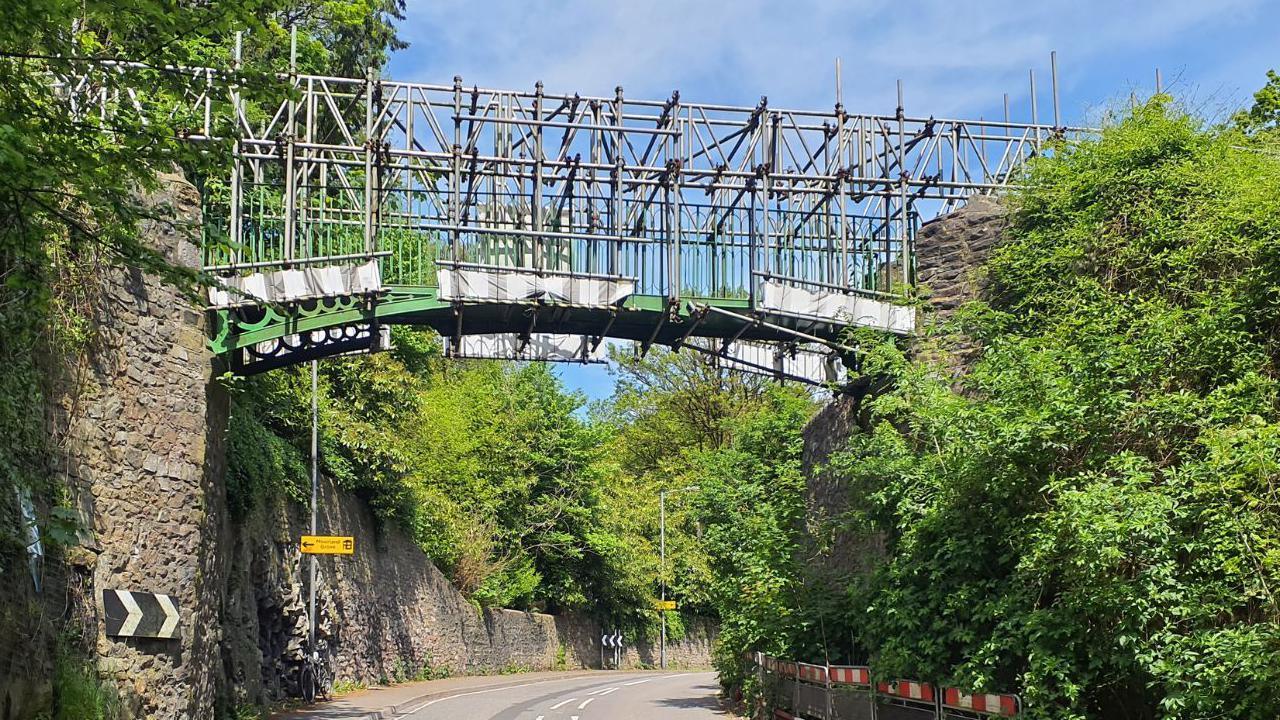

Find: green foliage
<box><xmin>823</xmin><ymin>96</ymin><xmax>1280</xmax><ymax>719</ymax></box>
<box><xmin>691</xmin><ymin>388</ymin><xmax>813</xmax><ymax>690</ymax></box>
<box><xmin>49</xmin><ymin>638</ymin><xmax>121</xmax><ymax>720</ymax></box>
<box><xmin>330</xmin><ymin>678</ymin><xmax>367</xmax><ymax>696</ymax></box>
<box><xmin>596</xmin><ymin>347</ymin><xmax>816</xmax><ymax>676</ymax></box>
<box><xmin>225</xmin><ymin>376</ymin><xmax>310</xmax><ymax>517</ymax></box>
<box><xmin>554</xmin><ymin>643</ymin><xmax>569</xmax><ymax>670</ymax></box>
<box><xmin>228</xmin><ymin>329</ymin><xmax>660</xmax><ymax>619</ymax></box>
<box><xmin>225</xmin><ymin>705</ymin><xmax>265</xmax><ymax>720</ymax></box>
<box><xmin>1234</xmin><ymin>69</ymin><xmax>1280</xmax><ymax>134</ymax></box>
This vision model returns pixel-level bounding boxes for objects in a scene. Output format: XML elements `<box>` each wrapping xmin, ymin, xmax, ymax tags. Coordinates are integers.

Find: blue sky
<box><xmin>387</xmin><ymin>0</ymin><xmax>1280</xmax><ymax>403</ymax></box>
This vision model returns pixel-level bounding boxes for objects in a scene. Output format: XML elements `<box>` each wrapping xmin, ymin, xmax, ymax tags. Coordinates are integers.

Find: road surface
<box><xmin>399</xmin><ymin>671</ymin><xmax>730</xmax><ymax>720</ymax></box>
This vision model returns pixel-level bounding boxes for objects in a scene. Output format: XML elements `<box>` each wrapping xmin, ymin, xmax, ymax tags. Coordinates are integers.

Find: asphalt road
<box><xmin>399</xmin><ymin>671</ymin><xmax>731</xmax><ymax>720</ymax></box>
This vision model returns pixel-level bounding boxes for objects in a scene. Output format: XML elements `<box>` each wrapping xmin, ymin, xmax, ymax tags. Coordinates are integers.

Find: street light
<box><xmin>660</xmin><ymin>484</ymin><xmax>700</xmax><ymax>670</ymax></box>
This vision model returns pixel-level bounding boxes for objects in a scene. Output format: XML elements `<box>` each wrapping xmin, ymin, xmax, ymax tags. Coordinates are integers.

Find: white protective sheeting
<box><xmin>703</xmin><ymin>340</ymin><xmax>846</xmax><ymax>385</ymax></box>
<box><xmin>446</xmin><ymin>333</ymin><xmax>603</xmax><ymax>362</ymax></box>
<box><xmin>437</xmin><ymin>266</ymin><xmax>635</xmax><ymax>307</ymax></box>
<box><xmin>208</xmin><ymin>260</ymin><xmax>382</xmax><ymax>307</ymax></box>
<box><xmin>760</xmin><ymin>280</ymin><xmax>914</xmax><ymax>335</ymax></box>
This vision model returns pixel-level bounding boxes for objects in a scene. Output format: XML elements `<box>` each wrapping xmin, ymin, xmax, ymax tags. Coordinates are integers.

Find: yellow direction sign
<box><xmin>301</xmin><ymin>535</ymin><xmax>355</xmax><ymax>555</ymax></box>
<box><xmin>656</xmin><ymin>600</ymin><xmax>678</xmax><ymax>611</ymax></box>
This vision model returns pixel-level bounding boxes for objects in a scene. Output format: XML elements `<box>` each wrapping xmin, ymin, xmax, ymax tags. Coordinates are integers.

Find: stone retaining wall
<box><xmin>222</xmin><ymin>476</ymin><xmax>717</xmax><ymax>707</ymax></box>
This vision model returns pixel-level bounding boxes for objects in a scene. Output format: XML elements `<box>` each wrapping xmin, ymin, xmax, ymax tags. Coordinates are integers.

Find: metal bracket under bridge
<box><xmin>57</xmin><ymin>37</ymin><xmax>1082</xmax><ymax>385</ymax></box>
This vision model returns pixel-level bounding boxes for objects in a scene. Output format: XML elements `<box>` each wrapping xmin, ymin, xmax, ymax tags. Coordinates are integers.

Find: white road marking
<box><xmin>535</xmin><ymin>717</ymin><xmax>543</xmax><ymax>720</ymax></box>
<box><xmin>621</xmin><ymin>678</ymin><xmax>653</xmax><ymax>686</ymax></box>
<box><xmin>403</xmin><ymin>677</ymin><xmax>594</xmax><ymax>714</ymax></box>
<box><xmin>577</xmin><ymin>698</ymin><xmax>595</xmax><ymax>710</ymax></box>
<box><xmin>587</xmin><ymin>686</ymin><xmax>618</xmax><ymax>695</ymax></box>
<box><xmin>550</xmin><ymin>697</ymin><xmax>577</xmax><ymax>709</ymax></box>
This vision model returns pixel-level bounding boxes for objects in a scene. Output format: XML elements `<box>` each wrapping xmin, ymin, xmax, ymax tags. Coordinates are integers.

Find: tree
<box><xmin>1234</xmin><ymin>69</ymin><xmax>1280</xmax><ymax>134</ymax></box>
<box><xmin>825</xmin><ymin>95</ymin><xmax>1280</xmax><ymax>719</ymax></box>
<box><xmin>596</xmin><ymin>347</ymin><xmax>817</xmax><ymax>673</ymax></box>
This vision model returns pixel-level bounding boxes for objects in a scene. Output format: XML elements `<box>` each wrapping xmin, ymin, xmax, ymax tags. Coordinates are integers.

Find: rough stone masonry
<box><xmin>45</xmin><ymin>172</ymin><xmax>226</xmax><ymax>718</ymax></box>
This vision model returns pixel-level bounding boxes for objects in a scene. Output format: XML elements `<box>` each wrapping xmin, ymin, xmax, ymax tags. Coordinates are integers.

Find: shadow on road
<box><xmin>654</xmin><ymin>681</ymin><xmax>737</xmax><ymax>715</ymax></box>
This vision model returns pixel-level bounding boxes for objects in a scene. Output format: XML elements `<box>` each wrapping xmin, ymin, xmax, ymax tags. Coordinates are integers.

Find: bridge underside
<box><xmin>210</xmin><ymin>283</ymin><xmax>886</xmax><ymax>383</ymax></box>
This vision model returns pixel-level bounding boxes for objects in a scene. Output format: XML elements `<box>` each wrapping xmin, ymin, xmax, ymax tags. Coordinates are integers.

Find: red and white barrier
<box><xmin>756</xmin><ymin>653</ymin><xmax>1021</xmax><ymax>718</ymax></box>
<box><xmin>943</xmin><ymin>688</ymin><xmax>1020</xmax><ymax>717</ymax></box>
<box><xmin>828</xmin><ymin>665</ymin><xmax>870</xmax><ymax>686</ymax></box>
<box><xmin>797</xmin><ymin>662</ymin><xmax>828</xmax><ymax>684</ymax></box>
<box><xmin>877</xmin><ymin>679</ymin><xmax>936</xmax><ymax>703</ymax></box>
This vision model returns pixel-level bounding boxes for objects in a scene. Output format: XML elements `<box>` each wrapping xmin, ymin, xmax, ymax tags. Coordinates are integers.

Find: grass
<box><xmin>330</xmin><ymin>678</ymin><xmax>367</xmax><ymax>696</ymax></box>
<box><xmin>49</xmin><ymin>643</ymin><xmax>121</xmax><ymax>720</ymax></box>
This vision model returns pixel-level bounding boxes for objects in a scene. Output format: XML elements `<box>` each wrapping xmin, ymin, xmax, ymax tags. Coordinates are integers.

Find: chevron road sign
<box><xmin>103</xmin><ymin>590</ymin><xmax>180</xmax><ymax>639</ymax></box>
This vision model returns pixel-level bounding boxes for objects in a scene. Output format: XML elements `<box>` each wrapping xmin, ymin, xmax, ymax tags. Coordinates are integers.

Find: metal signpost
<box><xmin>660</xmin><ymin>490</ymin><xmax>666</xmax><ymax>669</ymax></box>
<box><xmin>309</xmin><ymin>357</ymin><xmax>319</xmax><ymax>657</ymax></box>
<box><xmin>659</xmin><ymin>485</ymin><xmax>699</xmax><ymax>669</ymax></box>
<box><xmin>600</xmin><ymin>631</ymin><xmax>624</xmax><ymax>669</ymax></box>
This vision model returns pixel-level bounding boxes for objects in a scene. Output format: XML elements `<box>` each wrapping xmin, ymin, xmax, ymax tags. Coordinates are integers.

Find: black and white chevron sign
<box><xmin>103</xmin><ymin>590</ymin><xmax>180</xmax><ymax>639</ymax></box>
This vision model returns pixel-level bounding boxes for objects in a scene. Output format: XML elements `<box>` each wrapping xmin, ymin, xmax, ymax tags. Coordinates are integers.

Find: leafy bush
<box><xmin>824</xmin><ymin>96</ymin><xmax>1280</xmax><ymax>719</ymax></box>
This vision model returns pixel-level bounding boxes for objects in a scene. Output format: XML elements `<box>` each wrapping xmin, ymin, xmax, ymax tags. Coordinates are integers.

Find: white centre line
<box><xmin>578</xmin><ymin>697</ymin><xmax>595</xmax><ymax>710</ymax></box>
<box><xmin>621</xmin><ymin>678</ymin><xmax>653</xmax><ymax>686</ymax></box>
<box><xmin>550</xmin><ymin>697</ymin><xmax>577</xmax><ymax>709</ymax></box>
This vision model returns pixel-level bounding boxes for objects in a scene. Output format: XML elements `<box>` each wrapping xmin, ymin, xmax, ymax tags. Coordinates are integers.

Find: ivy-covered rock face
<box><xmin>826</xmin><ymin>98</ymin><xmax>1280</xmax><ymax>719</ymax></box>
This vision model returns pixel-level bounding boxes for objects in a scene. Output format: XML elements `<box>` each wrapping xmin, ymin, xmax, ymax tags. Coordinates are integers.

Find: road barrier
<box><xmin>753</xmin><ymin>653</ymin><xmax>1020</xmax><ymax>720</ymax></box>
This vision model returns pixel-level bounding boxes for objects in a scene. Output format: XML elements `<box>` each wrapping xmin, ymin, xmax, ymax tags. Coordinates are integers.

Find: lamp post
<box><xmin>660</xmin><ymin>484</ymin><xmax>700</xmax><ymax>670</ymax></box>
<box><xmin>309</xmin><ymin>359</ymin><xmax>318</xmax><ymax>655</ymax></box>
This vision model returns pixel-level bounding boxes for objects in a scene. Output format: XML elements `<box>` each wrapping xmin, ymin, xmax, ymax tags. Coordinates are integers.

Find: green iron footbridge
<box><xmin>60</xmin><ymin>41</ymin><xmax>1080</xmax><ymax>384</ymax></box>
